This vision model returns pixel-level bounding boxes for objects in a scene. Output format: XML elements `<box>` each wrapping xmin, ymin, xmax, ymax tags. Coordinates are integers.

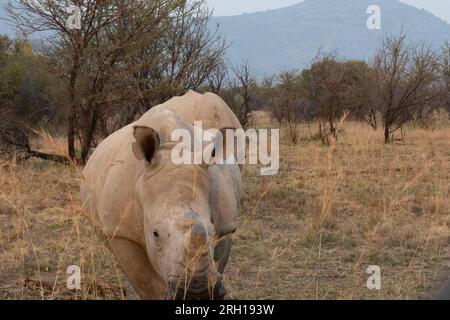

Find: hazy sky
<box><xmin>206</xmin><ymin>0</ymin><xmax>450</xmax><ymax>23</ymax></box>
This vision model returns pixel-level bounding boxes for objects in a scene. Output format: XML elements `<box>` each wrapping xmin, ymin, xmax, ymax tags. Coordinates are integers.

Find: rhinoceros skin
<box><xmin>80</xmin><ymin>91</ymin><xmax>242</xmax><ymax>299</ymax></box>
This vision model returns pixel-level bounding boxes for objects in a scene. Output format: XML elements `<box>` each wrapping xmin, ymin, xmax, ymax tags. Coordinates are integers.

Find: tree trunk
<box><xmin>80</xmin><ymin>109</ymin><xmax>98</xmax><ymax>165</ymax></box>
<box><xmin>67</xmin><ymin>50</ymin><xmax>81</xmax><ymax>163</ymax></box>
<box><xmin>384</xmin><ymin>121</ymin><xmax>390</xmax><ymax>143</ymax></box>
<box><xmin>370</xmin><ymin>110</ymin><xmax>377</xmax><ymax>130</ymax></box>
<box><xmin>67</xmin><ymin>109</ymin><xmax>76</xmax><ymax>161</ymax></box>
<box><xmin>307</xmin><ymin>121</ymin><xmax>313</xmax><ymax>139</ymax></box>
<box><xmin>329</xmin><ymin>116</ymin><xmax>336</xmax><ymax>139</ymax></box>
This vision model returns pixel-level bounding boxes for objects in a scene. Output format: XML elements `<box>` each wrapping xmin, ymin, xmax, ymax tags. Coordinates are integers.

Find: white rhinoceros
<box><xmin>80</xmin><ymin>91</ymin><xmax>242</xmax><ymax>300</ymax></box>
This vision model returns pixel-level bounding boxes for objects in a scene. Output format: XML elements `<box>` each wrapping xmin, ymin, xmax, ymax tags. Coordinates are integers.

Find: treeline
<box><xmin>215</xmin><ymin>34</ymin><xmax>450</xmax><ymax>145</ymax></box>
<box><xmin>1</xmin><ymin>1</ymin><xmax>450</xmax><ymax>164</ymax></box>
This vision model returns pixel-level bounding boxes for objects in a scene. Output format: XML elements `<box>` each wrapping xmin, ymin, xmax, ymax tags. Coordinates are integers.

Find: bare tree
<box><xmin>440</xmin><ymin>41</ymin><xmax>450</xmax><ymax>117</ymax></box>
<box><xmin>372</xmin><ymin>33</ymin><xmax>440</xmax><ymax>143</ymax></box>
<box><xmin>130</xmin><ymin>1</ymin><xmax>227</xmax><ymax>110</ymax></box>
<box><xmin>224</xmin><ymin>61</ymin><xmax>255</xmax><ymax>128</ymax></box>
<box><xmin>277</xmin><ymin>70</ymin><xmax>302</xmax><ymax>144</ymax></box>
<box><xmin>7</xmin><ymin>0</ymin><xmax>225</xmax><ymax>164</ymax></box>
<box><xmin>207</xmin><ymin>61</ymin><xmax>227</xmax><ymax>94</ymax></box>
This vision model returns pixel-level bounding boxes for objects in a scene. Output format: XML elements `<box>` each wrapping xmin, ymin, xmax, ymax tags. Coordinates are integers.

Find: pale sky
<box><xmin>206</xmin><ymin>0</ymin><xmax>450</xmax><ymax>23</ymax></box>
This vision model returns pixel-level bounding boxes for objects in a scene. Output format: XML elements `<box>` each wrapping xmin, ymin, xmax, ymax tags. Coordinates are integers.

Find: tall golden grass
<box><xmin>1</xmin><ymin>120</ymin><xmax>449</xmax><ymax>299</ymax></box>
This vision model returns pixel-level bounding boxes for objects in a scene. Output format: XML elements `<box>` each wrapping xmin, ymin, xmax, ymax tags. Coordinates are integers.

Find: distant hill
<box><xmin>210</xmin><ymin>0</ymin><xmax>450</xmax><ymax>77</ymax></box>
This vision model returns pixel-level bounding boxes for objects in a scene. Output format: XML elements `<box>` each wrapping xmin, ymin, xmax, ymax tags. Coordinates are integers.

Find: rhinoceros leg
<box><xmin>214</xmin><ymin>237</ymin><xmax>232</xmax><ymax>274</ymax></box>
<box><xmin>109</xmin><ymin>238</ymin><xmax>165</xmax><ymax>300</ymax></box>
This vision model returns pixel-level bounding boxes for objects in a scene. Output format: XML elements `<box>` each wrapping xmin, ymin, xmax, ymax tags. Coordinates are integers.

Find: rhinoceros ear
<box><xmin>132</xmin><ymin>126</ymin><xmax>160</xmax><ymax>163</ymax></box>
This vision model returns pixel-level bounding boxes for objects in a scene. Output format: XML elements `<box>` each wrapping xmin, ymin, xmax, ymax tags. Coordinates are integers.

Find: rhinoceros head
<box><xmin>132</xmin><ymin>125</ymin><xmax>226</xmax><ymax>300</ymax></box>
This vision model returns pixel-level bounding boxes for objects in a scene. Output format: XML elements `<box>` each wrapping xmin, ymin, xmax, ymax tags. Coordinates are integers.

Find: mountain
<box><xmin>210</xmin><ymin>0</ymin><xmax>450</xmax><ymax>77</ymax></box>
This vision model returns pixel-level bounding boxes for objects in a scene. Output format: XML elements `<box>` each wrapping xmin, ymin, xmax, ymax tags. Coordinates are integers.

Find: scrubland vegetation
<box><xmin>1</xmin><ymin>119</ymin><xmax>450</xmax><ymax>299</ymax></box>
<box><xmin>1</xmin><ymin>0</ymin><xmax>450</xmax><ymax>299</ymax></box>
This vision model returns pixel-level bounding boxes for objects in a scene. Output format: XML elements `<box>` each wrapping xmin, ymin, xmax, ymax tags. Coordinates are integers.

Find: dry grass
<box><xmin>1</xmin><ymin>121</ymin><xmax>450</xmax><ymax>300</ymax></box>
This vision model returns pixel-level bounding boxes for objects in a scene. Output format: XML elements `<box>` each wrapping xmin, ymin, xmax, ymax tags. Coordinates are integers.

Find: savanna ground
<box><xmin>1</xmin><ymin>115</ymin><xmax>450</xmax><ymax>300</ymax></box>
